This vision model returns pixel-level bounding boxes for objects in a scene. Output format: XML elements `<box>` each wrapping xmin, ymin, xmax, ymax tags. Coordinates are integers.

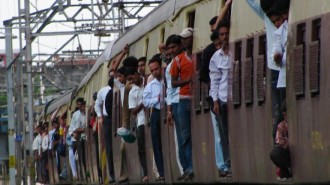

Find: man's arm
<box><xmin>143</xmin><ymin>83</ymin><xmax>160</xmax><ymax>108</ymax></box>
<box><xmin>94</xmin><ymin>88</ymin><xmax>104</xmax><ymax>118</ymax></box>
<box><xmin>170</xmin><ymin>61</ymin><xmax>191</xmax><ymax>88</ymax></box>
<box><xmin>209</xmin><ymin>54</ymin><xmax>222</xmax><ymax>114</ymax></box>
<box><xmin>245</xmin><ymin>0</ymin><xmax>265</xmax><ymax>20</ymax></box>
<box><xmin>111</xmin><ymin>44</ymin><xmax>128</xmax><ymax>72</ymax></box>
<box><xmin>212</xmin><ymin>0</ymin><xmax>233</xmax><ymax>31</ymax></box>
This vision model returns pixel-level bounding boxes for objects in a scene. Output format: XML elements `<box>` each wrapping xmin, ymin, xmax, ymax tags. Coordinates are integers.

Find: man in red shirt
<box><xmin>167</xmin><ymin>34</ymin><xmax>194</xmax><ymax>181</ymax></box>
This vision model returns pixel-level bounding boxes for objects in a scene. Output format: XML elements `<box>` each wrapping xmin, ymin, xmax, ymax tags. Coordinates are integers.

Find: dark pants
<box><xmin>137</xmin><ymin>125</ymin><xmax>148</xmax><ymax>176</ymax></box>
<box><xmin>271</xmin><ymin>70</ymin><xmax>286</xmax><ymax>145</ymax></box>
<box><xmin>177</xmin><ymin>99</ymin><xmax>193</xmax><ymax>173</ymax></box>
<box><xmin>103</xmin><ymin>116</ymin><xmax>115</xmax><ymax>179</ymax></box>
<box><xmin>41</xmin><ymin>151</ymin><xmax>49</xmax><ymax>182</ymax></box>
<box><xmin>72</xmin><ymin>138</ymin><xmax>86</xmax><ymax>178</ymax></box>
<box><xmin>54</xmin><ymin>144</ymin><xmax>61</xmax><ymax>174</ymax></box>
<box><xmin>214</xmin><ymin>101</ymin><xmax>231</xmax><ymax>170</ymax></box>
<box><xmin>172</xmin><ymin>103</ymin><xmax>186</xmax><ymax>172</ymax></box>
<box><xmin>93</xmin><ymin>133</ymin><xmax>102</xmax><ymax>181</ymax></box>
<box><xmin>270</xmin><ymin>146</ymin><xmax>292</xmax><ymax>178</ymax></box>
<box><xmin>150</xmin><ymin>109</ymin><xmax>164</xmax><ymax>177</ymax></box>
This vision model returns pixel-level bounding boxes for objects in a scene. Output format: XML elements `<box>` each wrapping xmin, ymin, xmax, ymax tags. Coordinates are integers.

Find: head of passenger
<box><xmin>137</xmin><ymin>57</ymin><xmax>146</xmax><ymax>75</ymax></box>
<box><xmin>267</xmin><ymin>8</ymin><xmax>285</xmax><ymax>28</ymax></box>
<box><xmin>158</xmin><ymin>43</ymin><xmax>167</xmax><ymax>54</ymax></box>
<box><xmin>37</xmin><ymin>124</ymin><xmax>43</xmax><ymax>134</ymax></box>
<box><xmin>148</xmin><ymin>54</ymin><xmax>162</xmax><ymax>81</ymax></box>
<box><xmin>209</xmin><ymin>16</ymin><xmax>218</xmax><ymax>32</ymax></box>
<box><xmin>76</xmin><ymin>97</ymin><xmax>84</xmax><ymax>110</ymax></box>
<box><xmin>272</xmin><ymin>0</ymin><xmax>290</xmax><ymax>20</ymax></box>
<box><xmin>80</xmin><ymin>101</ymin><xmax>86</xmax><ymax>114</ymax></box>
<box><xmin>52</xmin><ymin>118</ymin><xmax>59</xmax><ymax>130</ymax></box>
<box><xmin>217</xmin><ymin>21</ymin><xmax>230</xmax><ymax>47</ymax></box>
<box><xmin>123</xmin><ymin>56</ymin><xmax>138</xmax><ymax>68</ymax></box>
<box><xmin>117</xmin><ymin>66</ymin><xmax>126</xmax><ymax>84</ymax></box>
<box><xmin>179</xmin><ymin>27</ymin><xmax>194</xmax><ymax>51</ymax></box>
<box><xmin>210</xmin><ymin>31</ymin><xmax>221</xmax><ymax>49</ymax></box>
<box><xmin>166</xmin><ymin>34</ymin><xmax>183</xmax><ymax>58</ymax></box>
<box><xmin>43</xmin><ymin>122</ymin><xmax>49</xmax><ymax>133</ymax></box>
<box><xmin>93</xmin><ymin>91</ymin><xmax>98</xmax><ymax>102</ymax></box>
<box><xmin>125</xmin><ymin>67</ymin><xmax>140</xmax><ymax>85</ymax></box>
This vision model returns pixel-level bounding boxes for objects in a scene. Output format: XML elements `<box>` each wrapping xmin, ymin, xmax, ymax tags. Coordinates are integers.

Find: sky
<box><xmin>0</xmin><ymin>0</ymin><xmax>154</xmax><ymax>62</ymax></box>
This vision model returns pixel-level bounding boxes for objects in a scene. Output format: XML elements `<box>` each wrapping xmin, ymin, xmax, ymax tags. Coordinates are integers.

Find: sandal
<box><xmin>141</xmin><ymin>176</ymin><xmax>149</xmax><ymax>183</ymax></box>
<box><xmin>155</xmin><ymin>176</ymin><xmax>165</xmax><ymax>182</ymax></box>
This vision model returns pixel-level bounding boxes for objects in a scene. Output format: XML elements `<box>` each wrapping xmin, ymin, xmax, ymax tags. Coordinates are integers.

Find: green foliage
<box><xmin>0</xmin><ymin>93</ymin><xmax>7</xmax><ymax>106</ymax></box>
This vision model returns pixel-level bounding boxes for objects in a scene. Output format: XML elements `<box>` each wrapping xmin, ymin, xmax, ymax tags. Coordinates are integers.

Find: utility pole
<box><xmin>24</xmin><ymin>0</ymin><xmax>35</xmax><ymax>184</ymax></box>
<box><xmin>5</xmin><ymin>21</ymin><xmax>17</xmax><ymax>185</ymax></box>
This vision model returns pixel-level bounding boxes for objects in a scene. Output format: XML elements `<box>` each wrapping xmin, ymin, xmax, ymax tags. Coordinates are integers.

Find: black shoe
<box><xmin>219</xmin><ymin>170</ymin><xmax>231</xmax><ymax>177</ymax></box>
<box><xmin>177</xmin><ymin>173</ymin><xmax>186</xmax><ymax>181</ymax></box>
<box><xmin>184</xmin><ymin>172</ymin><xmax>194</xmax><ymax>181</ymax></box>
<box><xmin>155</xmin><ymin>176</ymin><xmax>165</xmax><ymax>182</ymax></box>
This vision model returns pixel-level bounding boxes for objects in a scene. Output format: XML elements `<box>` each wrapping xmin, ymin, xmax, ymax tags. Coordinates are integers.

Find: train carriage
<box><xmin>41</xmin><ymin>0</ymin><xmax>330</xmax><ymax>184</ymax></box>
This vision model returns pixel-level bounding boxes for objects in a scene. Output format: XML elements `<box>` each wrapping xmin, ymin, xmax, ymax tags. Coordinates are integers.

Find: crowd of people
<box><xmin>32</xmin><ymin>0</ymin><xmax>293</xmax><ymax>183</ymax></box>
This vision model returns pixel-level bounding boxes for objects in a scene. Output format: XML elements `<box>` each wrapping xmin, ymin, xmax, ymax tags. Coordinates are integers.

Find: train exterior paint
<box><xmin>41</xmin><ymin>0</ymin><xmax>330</xmax><ymax>184</ymax></box>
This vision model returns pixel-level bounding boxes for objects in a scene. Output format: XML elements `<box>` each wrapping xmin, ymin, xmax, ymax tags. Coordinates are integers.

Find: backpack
<box><xmin>105</xmin><ymin>88</ymin><xmax>113</xmax><ymax>117</ymax></box>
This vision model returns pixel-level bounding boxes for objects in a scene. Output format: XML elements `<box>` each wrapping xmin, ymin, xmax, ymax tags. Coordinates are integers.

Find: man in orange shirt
<box><xmin>167</xmin><ymin>34</ymin><xmax>194</xmax><ymax>181</ymax></box>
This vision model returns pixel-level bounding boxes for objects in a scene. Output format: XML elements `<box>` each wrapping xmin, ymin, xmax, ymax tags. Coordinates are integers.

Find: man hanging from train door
<box><xmin>167</xmin><ymin>34</ymin><xmax>195</xmax><ymax>181</ymax></box>
<box><xmin>143</xmin><ymin>55</ymin><xmax>166</xmax><ymax>182</ymax></box>
<box><xmin>209</xmin><ymin>21</ymin><xmax>232</xmax><ymax>177</ymax></box>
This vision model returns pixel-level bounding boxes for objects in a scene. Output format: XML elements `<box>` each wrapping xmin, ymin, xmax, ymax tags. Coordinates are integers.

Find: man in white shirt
<box><xmin>41</xmin><ymin>123</ymin><xmax>49</xmax><ymax>182</ymax></box>
<box><xmin>68</xmin><ymin>97</ymin><xmax>84</xmax><ymax>179</ymax></box>
<box><xmin>209</xmin><ymin>22</ymin><xmax>232</xmax><ymax>177</ymax></box>
<box><xmin>94</xmin><ymin>74</ymin><xmax>116</xmax><ymax>182</ymax></box>
<box><xmin>143</xmin><ymin>55</ymin><xmax>165</xmax><ymax>181</ymax></box>
<box><xmin>127</xmin><ymin>67</ymin><xmax>149</xmax><ymax>182</ymax></box>
<box><xmin>33</xmin><ymin>125</ymin><xmax>43</xmax><ymax>182</ymax></box>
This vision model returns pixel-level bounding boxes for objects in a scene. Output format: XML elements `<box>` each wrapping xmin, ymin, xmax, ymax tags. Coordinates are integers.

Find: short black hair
<box><xmin>117</xmin><ymin>66</ymin><xmax>126</xmax><ymax>75</ymax></box>
<box><xmin>76</xmin><ymin>97</ymin><xmax>84</xmax><ymax>104</ymax></box>
<box><xmin>137</xmin><ymin>57</ymin><xmax>147</xmax><ymax>63</ymax></box>
<box><xmin>266</xmin><ymin>6</ymin><xmax>282</xmax><ymax>18</ymax></box>
<box><xmin>217</xmin><ymin>20</ymin><xmax>230</xmax><ymax>31</ymax></box>
<box><xmin>123</xmin><ymin>56</ymin><xmax>138</xmax><ymax>68</ymax></box>
<box><xmin>274</xmin><ymin>0</ymin><xmax>290</xmax><ymax>14</ymax></box>
<box><xmin>148</xmin><ymin>54</ymin><xmax>162</xmax><ymax>66</ymax></box>
<box><xmin>209</xmin><ymin>16</ymin><xmax>218</xmax><ymax>26</ymax></box>
<box><xmin>124</xmin><ymin>67</ymin><xmax>138</xmax><ymax>77</ymax></box>
<box><xmin>81</xmin><ymin>101</ymin><xmax>86</xmax><ymax>106</ymax></box>
<box><xmin>166</xmin><ymin>34</ymin><xmax>182</xmax><ymax>47</ymax></box>
<box><xmin>260</xmin><ymin>0</ymin><xmax>276</xmax><ymax>13</ymax></box>
<box><xmin>210</xmin><ymin>31</ymin><xmax>219</xmax><ymax>41</ymax></box>
<box><xmin>93</xmin><ymin>92</ymin><xmax>98</xmax><ymax>101</ymax></box>
<box><xmin>108</xmin><ymin>76</ymin><xmax>114</xmax><ymax>88</ymax></box>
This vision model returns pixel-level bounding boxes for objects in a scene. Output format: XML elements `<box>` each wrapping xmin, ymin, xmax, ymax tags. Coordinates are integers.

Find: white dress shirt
<box><xmin>273</xmin><ymin>20</ymin><xmax>288</xmax><ymax>88</ymax></box>
<box><xmin>48</xmin><ymin>129</ymin><xmax>55</xmax><ymax>150</ymax></box>
<box><xmin>165</xmin><ymin>62</ymin><xmax>179</xmax><ymax>105</ymax></box>
<box><xmin>68</xmin><ymin>110</ymin><xmax>86</xmax><ymax>141</ymax></box>
<box><xmin>94</xmin><ymin>86</ymin><xmax>111</xmax><ymax>117</ymax></box>
<box><xmin>209</xmin><ymin>49</ymin><xmax>233</xmax><ymax>103</ymax></box>
<box><xmin>129</xmin><ymin>84</ymin><xmax>145</xmax><ymax>127</ymax></box>
<box><xmin>143</xmin><ymin>78</ymin><xmax>163</xmax><ymax>109</ymax></box>
<box><xmin>33</xmin><ymin>134</ymin><xmax>42</xmax><ymax>155</ymax></box>
<box><xmin>42</xmin><ymin>134</ymin><xmax>49</xmax><ymax>152</ymax></box>
<box><xmin>246</xmin><ymin>0</ymin><xmax>280</xmax><ymax>71</ymax></box>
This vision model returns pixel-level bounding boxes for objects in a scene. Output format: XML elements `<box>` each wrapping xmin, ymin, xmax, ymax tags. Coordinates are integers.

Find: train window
<box><xmin>244</xmin><ymin>38</ymin><xmax>254</xmax><ymax>106</ymax></box>
<box><xmin>257</xmin><ymin>34</ymin><xmax>266</xmax><ymax>104</ymax></box>
<box><xmin>144</xmin><ymin>37</ymin><xmax>149</xmax><ymax>59</ymax></box>
<box><xmin>233</xmin><ymin>41</ymin><xmax>242</xmax><ymax>108</ymax></box>
<box><xmin>160</xmin><ymin>27</ymin><xmax>165</xmax><ymax>44</ymax></box>
<box><xmin>294</xmin><ymin>23</ymin><xmax>306</xmax><ymax>98</ymax></box>
<box><xmin>187</xmin><ymin>10</ymin><xmax>195</xmax><ymax>28</ymax></box>
<box><xmin>310</xmin><ymin>18</ymin><xmax>321</xmax><ymax>96</ymax></box>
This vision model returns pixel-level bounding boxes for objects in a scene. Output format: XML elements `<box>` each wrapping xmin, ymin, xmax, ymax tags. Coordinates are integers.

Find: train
<box><xmin>40</xmin><ymin>0</ymin><xmax>330</xmax><ymax>184</ymax></box>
